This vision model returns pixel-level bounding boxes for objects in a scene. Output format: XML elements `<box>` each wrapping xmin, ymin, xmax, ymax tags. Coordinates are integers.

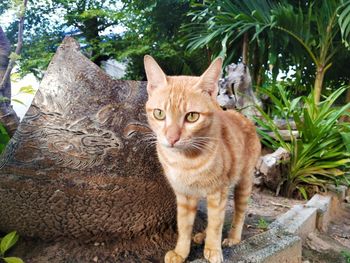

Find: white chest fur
<box><xmin>166</xmin><ymin>167</ymin><xmax>208</xmax><ymax>197</ymax></box>
<box><xmin>166</xmin><ymin>168</ymin><xmax>207</xmax><ymax>196</ymax></box>
<box><xmin>158</xmin><ymin>144</ymin><xmax>229</xmax><ymax>197</ymax></box>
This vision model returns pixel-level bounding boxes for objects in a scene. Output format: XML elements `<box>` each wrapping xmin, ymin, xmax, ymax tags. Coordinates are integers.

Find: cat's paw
<box><xmin>164</xmin><ymin>250</ymin><xmax>185</xmax><ymax>263</ymax></box>
<box><xmin>222</xmin><ymin>237</ymin><xmax>241</xmax><ymax>247</ymax></box>
<box><xmin>193</xmin><ymin>232</ymin><xmax>206</xmax><ymax>244</ymax></box>
<box><xmin>204</xmin><ymin>247</ymin><xmax>223</xmax><ymax>263</ymax></box>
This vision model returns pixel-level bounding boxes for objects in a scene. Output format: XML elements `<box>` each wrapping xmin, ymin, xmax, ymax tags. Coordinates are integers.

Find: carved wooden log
<box><xmin>0</xmin><ymin>37</ymin><xmax>176</xmax><ymax>261</ymax></box>
<box><xmin>255</xmin><ymin>147</ymin><xmax>290</xmax><ymax>192</ymax></box>
<box><xmin>217</xmin><ymin>63</ymin><xmax>261</xmax><ymax>119</ymax></box>
<box><xmin>0</xmin><ymin>26</ymin><xmax>19</xmax><ymax>136</ymax></box>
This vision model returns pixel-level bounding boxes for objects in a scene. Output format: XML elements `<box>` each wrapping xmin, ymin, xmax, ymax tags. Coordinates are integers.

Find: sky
<box><xmin>11</xmin><ymin>73</ymin><xmax>39</xmax><ymax>120</ymax></box>
<box><xmin>0</xmin><ymin>10</ymin><xmax>14</xmax><ymax>29</ymax></box>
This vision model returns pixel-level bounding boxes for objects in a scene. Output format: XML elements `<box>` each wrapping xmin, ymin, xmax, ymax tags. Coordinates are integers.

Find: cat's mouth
<box><xmin>161</xmin><ymin>141</ymin><xmax>187</xmax><ymax>150</ymax></box>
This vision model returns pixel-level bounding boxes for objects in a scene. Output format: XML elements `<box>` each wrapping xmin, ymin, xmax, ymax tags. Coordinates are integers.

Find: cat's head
<box><xmin>144</xmin><ymin>55</ymin><xmax>222</xmax><ymax>151</ymax></box>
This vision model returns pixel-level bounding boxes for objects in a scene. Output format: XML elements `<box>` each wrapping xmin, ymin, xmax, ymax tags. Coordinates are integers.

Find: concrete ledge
<box><xmin>327</xmin><ymin>185</ymin><xmax>348</xmax><ymax>217</ymax></box>
<box><xmin>305</xmin><ymin>194</ymin><xmax>332</xmax><ymax>232</ymax></box>
<box><xmin>190</xmin><ymin>228</ymin><xmax>301</xmax><ymax>263</ymax></box>
<box><xmin>190</xmin><ymin>190</ymin><xmax>346</xmax><ymax>262</ymax></box>
<box><xmin>269</xmin><ymin>205</ymin><xmax>317</xmax><ymax>239</ymax></box>
<box><xmin>326</xmin><ymin>184</ymin><xmax>347</xmax><ymax>200</ymax></box>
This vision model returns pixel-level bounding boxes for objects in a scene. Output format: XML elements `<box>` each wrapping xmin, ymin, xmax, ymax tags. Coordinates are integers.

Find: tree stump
<box><xmin>0</xmin><ymin>37</ymin><xmax>176</xmax><ymax>262</ymax></box>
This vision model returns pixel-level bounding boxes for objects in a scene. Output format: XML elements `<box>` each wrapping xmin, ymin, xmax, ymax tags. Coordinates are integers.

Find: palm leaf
<box><xmin>338</xmin><ymin>0</ymin><xmax>350</xmax><ymax>48</ymax></box>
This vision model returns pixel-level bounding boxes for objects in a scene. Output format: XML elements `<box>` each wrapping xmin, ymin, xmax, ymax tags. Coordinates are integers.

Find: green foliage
<box><xmin>3</xmin><ymin>257</ymin><xmax>24</xmax><ymax>263</ymax></box>
<box><xmin>0</xmin><ymin>231</ymin><xmax>23</xmax><ymax>263</ymax></box>
<box><xmin>11</xmin><ymin>0</ymin><xmax>26</xmax><ymax>17</ymax></box>
<box><xmin>115</xmin><ymin>0</ymin><xmax>210</xmax><ymax>80</ymax></box>
<box><xmin>20</xmin><ymin>35</ymin><xmax>57</xmax><ymax>79</ymax></box>
<box><xmin>342</xmin><ymin>250</ymin><xmax>350</xmax><ymax>263</ymax></box>
<box><xmin>257</xmin><ymin>218</ymin><xmax>269</xmax><ymax>230</ymax></box>
<box><xmin>338</xmin><ymin>0</ymin><xmax>350</xmax><ymax>49</ymax></box>
<box><xmin>0</xmin><ymin>97</ymin><xmax>11</xmax><ymax>103</ymax></box>
<box><xmin>11</xmin><ymin>99</ymin><xmax>25</xmax><ymax>106</ymax></box>
<box><xmin>17</xmin><ymin>85</ymin><xmax>35</xmax><ymax>95</ymax></box>
<box><xmin>0</xmin><ymin>122</ymin><xmax>10</xmax><ymax>154</ymax></box>
<box><xmin>0</xmin><ymin>1</ymin><xmax>11</xmax><ymax>15</ymax></box>
<box><xmin>183</xmin><ymin>0</ymin><xmax>350</xmax><ymax>97</ymax></box>
<box><xmin>0</xmin><ymin>232</ymin><xmax>18</xmax><ymax>256</ymax></box>
<box><xmin>255</xmin><ymin>85</ymin><xmax>350</xmax><ymax>198</ymax></box>
<box><xmin>8</xmin><ymin>52</ymin><xmax>20</xmax><ymax>62</ymax></box>
<box><xmin>3</xmin><ymin>0</ymin><xmax>122</xmax><ymax>78</ymax></box>
<box><xmin>2</xmin><ymin>0</ymin><xmax>210</xmax><ymax>80</ymax></box>
<box><xmin>10</xmin><ymin>73</ymin><xmax>37</xmax><ymax>106</ymax></box>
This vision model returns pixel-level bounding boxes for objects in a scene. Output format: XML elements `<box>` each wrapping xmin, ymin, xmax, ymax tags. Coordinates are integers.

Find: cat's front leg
<box><xmin>204</xmin><ymin>190</ymin><xmax>228</xmax><ymax>263</ymax></box>
<box><xmin>222</xmin><ymin>173</ymin><xmax>252</xmax><ymax>247</ymax></box>
<box><xmin>165</xmin><ymin>193</ymin><xmax>198</xmax><ymax>263</ymax></box>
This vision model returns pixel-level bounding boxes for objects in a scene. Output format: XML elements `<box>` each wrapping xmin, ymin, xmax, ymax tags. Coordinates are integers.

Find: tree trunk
<box><xmin>256</xmin><ymin>66</ymin><xmax>264</xmax><ymax>87</ymax></box>
<box><xmin>217</xmin><ymin>62</ymin><xmax>262</xmax><ymax>119</ymax></box>
<box><xmin>346</xmin><ymin>81</ymin><xmax>350</xmax><ymax>103</ymax></box>
<box><xmin>252</xmin><ymin>42</ymin><xmax>260</xmax><ymax>86</ymax></box>
<box><xmin>0</xmin><ymin>26</ymin><xmax>19</xmax><ymax>136</ymax></box>
<box><xmin>314</xmin><ymin>65</ymin><xmax>325</xmax><ymax>104</ymax></box>
<box><xmin>242</xmin><ymin>33</ymin><xmax>249</xmax><ymax>64</ymax></box>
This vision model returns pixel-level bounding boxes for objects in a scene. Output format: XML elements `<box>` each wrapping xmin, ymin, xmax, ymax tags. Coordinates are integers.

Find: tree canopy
<box><xmin>2</xmin><ymin>0</ymin><xmax>210</xmax><ymax>80</ymax></box>
<box><xmin>184</xmin><ymin>0</ymin><xmax>350</xmax><ymax>102</ymax></box>
<box><xmin>1</xmin><ymin>0</ymin><xmax>349</xmax><ymax>101</ymax></box>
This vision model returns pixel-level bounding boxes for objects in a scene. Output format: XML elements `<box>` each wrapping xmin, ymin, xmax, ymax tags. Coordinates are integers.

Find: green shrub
<box><xmin>255</xmin><ymin>85</ymin><xmax>350</xmax><ymax>199</ymax></box>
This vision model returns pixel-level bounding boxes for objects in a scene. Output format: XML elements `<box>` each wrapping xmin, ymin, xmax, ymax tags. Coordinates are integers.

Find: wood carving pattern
<box><xmin>13</xmin><ymin>108</ymin><xmax>123</xmax><ymax>169</ymax></box>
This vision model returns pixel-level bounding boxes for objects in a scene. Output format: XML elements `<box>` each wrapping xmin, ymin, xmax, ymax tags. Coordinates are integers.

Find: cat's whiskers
<box><xmin>140</xmin><ymin>133</ymin><xmax>158</xmax><ymax>151</ymax></box>
<box><xmin>177</xmin><ymin>137</ymin><xmax>216</xmax><ymax>154</ymax></box>
<box><xmin>143</xmin><ymin>141</ymin><xmax>157</xmax><ymax>152</ymax></box>
<box><xmin>194</xmin><ymin>136</ymin><xmax>220</xmax><ymax>141</ymax></box>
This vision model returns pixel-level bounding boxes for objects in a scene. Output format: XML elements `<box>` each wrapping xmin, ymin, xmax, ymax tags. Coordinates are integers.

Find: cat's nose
<box><xmin>167</xmin><ymin>135</ymin><xmax>180</xmax><ymax>147</ymax></box>
<box><xmin>166</xmin><ymin>125</ymin><xmax>181</xmax><ymax>147</ymax></box>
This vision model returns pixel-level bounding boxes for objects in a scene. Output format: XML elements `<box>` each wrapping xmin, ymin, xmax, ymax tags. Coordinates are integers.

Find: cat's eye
<box><xmin>153</xmin><ymin>109</ymin><xmax>166</xmax><ymax>120</ymax></box>
<box><xmin>186</xmin><ymin>112</ymin><xmax>200</xmax><ymax>123</ymax></box>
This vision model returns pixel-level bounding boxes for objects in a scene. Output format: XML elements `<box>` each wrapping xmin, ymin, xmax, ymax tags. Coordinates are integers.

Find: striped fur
<box><xmin>144</xmin><ymin>55</ymin><xmax>261</xmax><ymax>263</ymax></box>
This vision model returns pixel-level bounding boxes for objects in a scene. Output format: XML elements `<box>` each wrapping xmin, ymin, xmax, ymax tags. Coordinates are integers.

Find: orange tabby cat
<box><xmin>144</xmin><ymin>55</ymin><xmax>261</xmax><ymax>263</ymax></box>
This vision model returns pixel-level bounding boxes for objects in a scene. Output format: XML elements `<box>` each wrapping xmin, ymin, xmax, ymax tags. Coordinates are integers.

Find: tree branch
<box><xmin>0</xmin><ymin>0</ymin><xmax>28</xmax><ymax>90</ymax></box>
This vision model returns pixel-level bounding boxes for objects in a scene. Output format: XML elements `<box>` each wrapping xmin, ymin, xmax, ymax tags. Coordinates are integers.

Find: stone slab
<box><xmin>326</xmin><ymin>184</ymin><xmax>347</xmax><ymax>200</ymax></box>
<box><xmin>269</xmin><ymin>204</ymin><xmax>317</xmax><ymax>239</ymax></box>
<box><xmin>190</xmin><ymin>228</ymin><xmax>301</xmax><ymax>263</ymax></box>
<box><xmin>305</xmin><ymin>194</ymin><xmax>332</xmax><ymax>232</ymax></box>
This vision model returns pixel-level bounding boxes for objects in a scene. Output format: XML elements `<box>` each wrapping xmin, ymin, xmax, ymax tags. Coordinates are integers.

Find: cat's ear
<box><xmin>199</xmin><ymin>57</ymin><xmax>223</xmax><ymax>98</ymax></box>
<box><xmin>144</xmin><ymin>55</ymin><xmax>167</xmax><ymax>95</ymax></box>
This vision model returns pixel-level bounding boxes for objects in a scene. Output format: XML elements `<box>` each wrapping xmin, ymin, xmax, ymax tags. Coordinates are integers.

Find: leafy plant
<box><xmin>0</xmin><ymin>231</ymin><xmax>23</xmax><ymax>263</ymax></box>
<box><xmin>255</xmin><ymin>85</ymin><xmax>350</xmax><ymax>198</ymax></box>
<box><xmin>183</xmin><ymin>0</ymin><xmax>350</xmax><ymax>103</ymax></box>
<box><xmin>257</xmin><ymin>218</ymin><xmax>269</xmax><ymax>230</ymax></box>
<box><xmin>0</xmin><ymin>122</ymin><xmax>10</xmax><ymax>154</ymax></box>
<box><xmin>342</xmin><ymin>250</ymin><xmax>350</xmax><ymax>263</ymax></box>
